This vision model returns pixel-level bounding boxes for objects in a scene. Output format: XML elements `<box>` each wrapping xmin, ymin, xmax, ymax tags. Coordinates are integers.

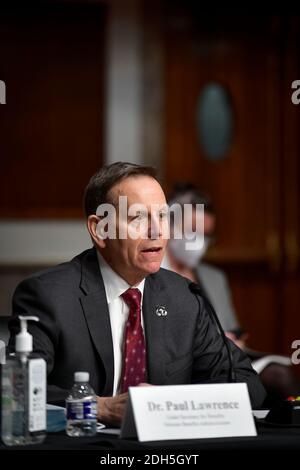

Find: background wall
<box><xmin>0</xmin><ymin>0</ymin><xmax>146</xmax><ymax>315</ymax></box>
<box><xmin>162</xmin><ymin>10</ymin><xmax>300</xmax><ymax>355</ymax></box>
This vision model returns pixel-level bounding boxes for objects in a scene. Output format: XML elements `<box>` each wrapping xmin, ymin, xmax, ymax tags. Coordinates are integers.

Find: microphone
<box><xmin>189</xmin><ymin>282</ymin><xmax>236</xmax><ymax>383</ymax></box>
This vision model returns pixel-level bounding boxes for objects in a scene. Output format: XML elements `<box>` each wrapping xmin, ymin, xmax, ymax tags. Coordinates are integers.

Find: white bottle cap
<box><xmin>74</xmin><ymin>371</ymin><xmax>89</xmax><ymax>382</ymax></box>
<box><xmin>16</xmin><ymin>316</ymin><xmax>39</xmax><ymax>353</ymax></box>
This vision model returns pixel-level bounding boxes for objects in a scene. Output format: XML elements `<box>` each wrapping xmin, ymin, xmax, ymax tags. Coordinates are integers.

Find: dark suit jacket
<box><xmin>9</xmin><ymin>248</ymin><xmax>266</xmax><ymax>408</ymax></box>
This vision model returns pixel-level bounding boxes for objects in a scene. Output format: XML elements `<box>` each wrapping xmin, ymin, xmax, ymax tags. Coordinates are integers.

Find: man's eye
<box><xmin>132</xmin><ymin>213</ymin><xmax>145</xmax><ymax>221</ymax></box>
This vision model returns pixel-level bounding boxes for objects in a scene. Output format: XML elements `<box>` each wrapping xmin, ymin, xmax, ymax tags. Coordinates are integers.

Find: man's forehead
<box><xmin>110</xmin><ymin>176</ymin><xmax>166</xmax><ymax>205</ymax></box>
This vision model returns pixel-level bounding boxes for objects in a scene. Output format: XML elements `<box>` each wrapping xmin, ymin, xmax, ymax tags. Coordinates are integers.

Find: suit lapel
<box><xmin>79</xmin><ymin>248</ymin><xmax>114</xmax><ymax>396</ymax></box>
<box><xmin>78</xmin><ymin>248</ymin><xmax>169</xmax><ymax>392</ymax></box>
<box><xmin>143</xmin><ymin>274</ymin><xmax>168</xmax><ymax>385</ymax></box>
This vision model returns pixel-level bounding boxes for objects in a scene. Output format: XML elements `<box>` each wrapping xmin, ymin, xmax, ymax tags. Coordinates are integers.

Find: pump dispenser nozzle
<box><xmin>16</xmin><ymin>316</ymin><xmax>39</xmax><ymax>353</ymax></box>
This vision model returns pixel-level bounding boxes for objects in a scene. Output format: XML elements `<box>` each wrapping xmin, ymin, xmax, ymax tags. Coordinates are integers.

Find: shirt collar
<box><xmin>97</xmin><ymin>251</ymin><xmax>145</xmax><ymax>304</ymax></box>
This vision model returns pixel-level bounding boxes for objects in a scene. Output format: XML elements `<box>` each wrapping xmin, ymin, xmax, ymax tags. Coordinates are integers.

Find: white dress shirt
<box><xmin>97</xmin><ymin>252</ymin><xmax>145</xmax><ymax>396</ymax></box>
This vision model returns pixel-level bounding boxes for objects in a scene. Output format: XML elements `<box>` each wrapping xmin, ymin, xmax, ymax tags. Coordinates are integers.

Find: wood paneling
<box><xmin>281</xmin><ymin>17</ymin><xmax>300</xmax><ymax>357</ymax></box>
<box><xmin>163</xmin><ymin>12</ymin><xmax>300</xmax><ymax>355</ymax></box>
<box><xmin>0</xmin><ymin>3</ymin><xmax>106</xmax><ymax>218</ymax></box>
<box><xmin>164</xmin><ymin>15</ymin><xmax>281</xmax><ymax>265</ymax></box>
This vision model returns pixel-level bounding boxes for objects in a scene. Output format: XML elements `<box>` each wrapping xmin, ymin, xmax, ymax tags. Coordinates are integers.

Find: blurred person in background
<box><xmin>162</xmin><ymin>183</ymin><xmax>300</xmax><ymax>405</ymax></box>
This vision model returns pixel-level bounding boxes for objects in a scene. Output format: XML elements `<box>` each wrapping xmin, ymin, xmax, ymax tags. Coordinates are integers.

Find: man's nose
<box><xmin>149</xmin><ymin>214</ymin><xmax>161</xmax><ymax>239</ymax></box>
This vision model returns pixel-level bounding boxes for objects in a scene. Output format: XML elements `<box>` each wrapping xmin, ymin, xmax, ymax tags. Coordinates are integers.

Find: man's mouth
<box><xmin>141</xmin><ymin>247</ymin><xmax>162</xmax><ymax>253</ymax></box>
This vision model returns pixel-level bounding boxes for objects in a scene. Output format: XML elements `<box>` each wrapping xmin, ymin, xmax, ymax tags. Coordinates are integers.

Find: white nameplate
<box><xmin>120</xmin><ymin>383</ymin><xmax>257</xmax><ymax>442</ymax></box>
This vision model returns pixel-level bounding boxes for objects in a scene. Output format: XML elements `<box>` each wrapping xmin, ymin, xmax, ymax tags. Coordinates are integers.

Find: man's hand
<box><xmin>97</xmin><ymin>384</ymin><xmax>152</xmax><ymax>426</ymax></box>
<box><xmin>97</xmin><ymin>393</ymin><xmax>128</xmax><ymax>426</ymax></box>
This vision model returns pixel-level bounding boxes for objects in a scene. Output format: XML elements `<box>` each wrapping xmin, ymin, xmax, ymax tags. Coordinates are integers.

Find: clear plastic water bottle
<box><xmin>66</xmin><ymin>372</ymin><xmax>98</xmax><ymax>437</ymax></box>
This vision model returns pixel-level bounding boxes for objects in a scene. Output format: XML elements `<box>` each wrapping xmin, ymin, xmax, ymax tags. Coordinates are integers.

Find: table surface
<box><xmin>1</xmin><ymin>420</ymin><xmax>300</xmax><ymax>451</ymax></box>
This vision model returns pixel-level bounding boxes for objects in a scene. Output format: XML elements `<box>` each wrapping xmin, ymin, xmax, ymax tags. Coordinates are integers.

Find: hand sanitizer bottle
<box><xmin>1</xmin><ymin>316</ymin><xmax>46</xmax><ymax>446</ymax></box>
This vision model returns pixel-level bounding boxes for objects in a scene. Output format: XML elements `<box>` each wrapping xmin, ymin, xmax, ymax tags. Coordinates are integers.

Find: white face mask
<box><xmin>168</xmin><ymin>233</ymin><xmax>210</xmax><ymax>268</ymax></box>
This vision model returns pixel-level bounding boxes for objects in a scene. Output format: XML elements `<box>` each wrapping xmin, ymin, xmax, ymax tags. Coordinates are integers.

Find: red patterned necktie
<box><xmin>120</xmin><ymin>288</ymin><xmax>147</xmax><ymax>393</ymax></box>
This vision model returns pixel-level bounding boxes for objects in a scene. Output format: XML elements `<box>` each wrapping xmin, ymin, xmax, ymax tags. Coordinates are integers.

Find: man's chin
<box><xmin>140</xmin><ymin>261</ymin><xmax>162</xmax><ymax>276</ymax></box>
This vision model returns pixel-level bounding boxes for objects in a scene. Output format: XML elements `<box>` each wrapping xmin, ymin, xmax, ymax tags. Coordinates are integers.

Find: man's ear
<box><xmin>87</xmin><ymin>215</ymin><xmax>106</xmax><ymax>249</ymax></box>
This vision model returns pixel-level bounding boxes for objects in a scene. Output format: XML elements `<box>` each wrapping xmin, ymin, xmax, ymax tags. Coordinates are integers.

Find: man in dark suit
<box><xmin>9</xmin><ymin>162</ymin><xmax>265</xmax><ymax>425</ymax></box>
